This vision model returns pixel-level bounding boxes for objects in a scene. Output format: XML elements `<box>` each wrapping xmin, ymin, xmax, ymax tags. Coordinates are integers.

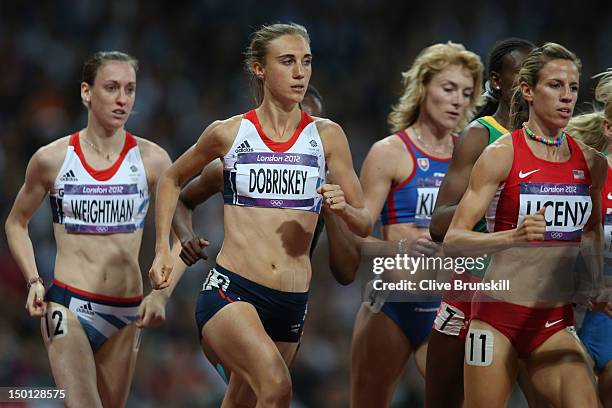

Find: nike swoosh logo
<box><xmin>544</xmin><ymin>319</ymin><xmax>563</xmax><ymax>328</ymax></box>
<box><xmin>519</xmin><ymin>169</ymin><xmax>541</xmax><ymax>179</ymax></box>
<box><xmin>608</xmin><ymin>193</ymin><xmax>612</xmax><ymax>200</ymax></box>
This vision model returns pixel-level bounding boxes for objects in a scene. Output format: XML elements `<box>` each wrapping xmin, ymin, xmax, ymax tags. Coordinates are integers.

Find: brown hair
<box><xmin>81</xmin><ymin>51</ymin><xmax>138</xmax><ymax>108</ymax></box>
<box><xmin>82</xmin><ymin>51</ymin><xmax>138</xmax><ymax>86</ymax></box>
<box><xmin>509</xmin><ymin>43</ymin><xmax>581</xmax><ymax>130</ymax></box>
<box><xmin>244</xmin><ymin>23</ymin><xmax>310</xmax><ymax>105</ymax></box>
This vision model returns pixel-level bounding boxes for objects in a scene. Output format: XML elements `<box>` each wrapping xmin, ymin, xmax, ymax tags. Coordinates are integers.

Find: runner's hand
<box><xmin>136</xmin><ymin>293</ymin><xmax>166</xmax><ymax>328</ymax></box>
<box><xmin>26</xmin><ymin>281</ymin><xmax>46</xmax><ymax>317</ymax></box>
<box><xmin>149</xmin><ymin>248</ymin><xmax>173</xmax><ymax>290</ymax></box>
<box><xmin>179</xmin><ymin>236</ymin><xmax>210</xmax><ymax>266</ymax></box>
<box><xmin>513</xmin><ymin>207</ymin><xmax>547</xmax><ymax>242</ymax></box>
<box><xmin>318</xmin><ymin>184</ymin><xmax>346</xmax><ymax>215</ymax></box>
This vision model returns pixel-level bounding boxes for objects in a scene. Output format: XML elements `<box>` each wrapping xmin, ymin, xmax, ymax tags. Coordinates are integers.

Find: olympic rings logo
<box><xmin>96</xmin><ymin>226</ymin><xmax>109</xmax><ymax>233</ymax></box>
<box><xmin>550</xmin><ymin>232</ymin><xmax>564</xmax><ymax>240</ymax></box>
<box><xmin>270</xmin><ymin>200</ymin><xmax>284</xmax><ymax>207</ymax></box>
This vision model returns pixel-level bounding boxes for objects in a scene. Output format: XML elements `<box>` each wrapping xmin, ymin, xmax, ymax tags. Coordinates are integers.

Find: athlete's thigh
<box><xmin>223</xmin><ymin>374</ymin><xmax>257</xmax><ymax>408</ymax></box>
<box><xmin>463</xmin><ymin>320</ymin><xmax>518</xmax><ymax>408</ymax></box>
<box><xmin>203</xmin><ymin>328</ymin><xmax>301</xmax><ymax>386</ymax></box>
<box><xmin>414</xmin><ymin>339</ymin><xmax>429</xmax><ymax>377</ymax></box>
<box><xmin>599</xmin><ymin>362</ymin><xmax>612</xmax><ymax>408</ymax></box>
<box><xmin>202</xmin><ymin>301</ymin><xmax>288</xmax><ymax>388</ymax></box>
<box><xmin>516</xmin><ymin>361</ymin><xmax>550</xmax><ymax>408</ymax></box>
<box><xmin>351</xmin><ymin>305</ymin><xmax>412</xmax><ymax>380</ymax></box>
<box><xmin>95</xmin><ymin>324</ymin><xmax>140</xmax><ymax>408</ymax></box>
<box><xmin>224</xmin><ymin>341</ymin><xmax>300</xmax><ymax>408</ymax></box>
<box><xmin>350</xmin><ymin>305</ymin><xmax>412</xmax><ymax>408</ymax></box>
<box><xmin>425</xmin><ymin>330</ymin><xmax>465</xmax><ymax>408</ymax></box>
<box><xmin>528</xmin><ymin>329</ymin><xmax>598</xmax><ymax>408</ymax></box>
<box><xmin>41</xmin><ymin>302</ymin><xmax>102</xmax><ymax>407</ymax></box>
<box><xmin>275</xmin><ymin>341</ymin><xmax>300</xmax><ymax>368</ymax></box>
<box><xmin>201</xmin><ymin>336</ymin><xmax>229</xmax><ymax>381</ymax></box>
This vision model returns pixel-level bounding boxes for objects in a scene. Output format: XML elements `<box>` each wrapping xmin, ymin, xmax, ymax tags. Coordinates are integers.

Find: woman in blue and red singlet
<box><xmin>349</xmin><ymin>42</ymin><xmax>483</xmax><ymax>407</ymax></box>
<box><xmin>445</xmin><ymin>43</ymin><xmax>606</xmax><ymax>407</ymax></box>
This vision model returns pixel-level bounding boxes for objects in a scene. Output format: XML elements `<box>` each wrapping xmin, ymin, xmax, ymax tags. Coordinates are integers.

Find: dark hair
<box><xmin>305</xmin><ymin>84</ymin><xmax>322</xmax><ymax>103</ymax></box>
<box><xmin>305</xmin><ymin>84</ymin><xmax>323</xmax><ymax>103</ymax></box>
<box><xmin>81</xmin><ymin>51</ymin><xmax>138</xmax><ymax>86</ymax></box>
<box><xmin>244</xmin><ymin>23</ymin><xmax>310</xmax><ymax>105</ymax></box>
<box><xmin>301</xmin><ymin>84</ymin><xmax>324</xmax><ymax>115</ymax></box>
<box><xmin>509</xmin><ymin>42</ymin><xmax>581</xmax><ymax>130</ymax></box>
<box><xmin>474</xmin><ymin>38</ymin><xmax>535</xmax><ymax>118</ymax></box>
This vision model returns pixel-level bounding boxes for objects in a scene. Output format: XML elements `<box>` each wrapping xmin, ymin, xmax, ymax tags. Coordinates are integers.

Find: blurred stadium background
<box><xmin>1</xmin><ymin>1</ymin><xmax>610</xmax><ymax>406</ymax></box>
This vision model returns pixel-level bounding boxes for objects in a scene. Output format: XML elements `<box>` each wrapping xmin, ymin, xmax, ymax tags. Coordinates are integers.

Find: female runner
<box><xmin>5</xmin><ymin>51</ymin><xmax>173</xmax><ymax>407</ymax></box>
<box><xmin>149</xmin><ymin>23</ymin><xmax>371</xmax><ymax>407</ymax></box>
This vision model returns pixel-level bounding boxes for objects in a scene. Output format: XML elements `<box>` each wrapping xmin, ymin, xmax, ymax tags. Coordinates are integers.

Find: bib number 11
<box><xmin>465</xmin><ymin>328</ymin><xmax>493</xmax><ymax>366</ymax></box>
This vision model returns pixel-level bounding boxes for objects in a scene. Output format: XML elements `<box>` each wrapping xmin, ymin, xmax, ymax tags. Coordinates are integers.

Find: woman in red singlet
<box><xmin>445</xmin><ymin>43</ymin><xmax>606</xmax><ymax>407</ymax></box>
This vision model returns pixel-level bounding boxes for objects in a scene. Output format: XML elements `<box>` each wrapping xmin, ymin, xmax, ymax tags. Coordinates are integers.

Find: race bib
<box><xmin>518</xmin><ymin>183</ymin><xmax>591</xmax><ymax>241</ymax></box>
<box><xmin>42</xmin><ymin>307</ymin><xmax>68</xmax><ymax>341</ymax></box>
<box><xmin>234</xmin><ymin>152</ymin><xmax>321</xmax><ymax>209</ymax></box>
<box><xmin>415</xmin><ymin>175</ymin><xmax>444</xmax><ymax>227</ymax></box>
<box><xmin>62</xmin><ymin>183</ymin><xmax>144</xmax><ymax>234</ymax></box>
<box><xmin>465</xmin><ymin>328</ymin><xmax>494</xmax><ymax>366</ymax></box>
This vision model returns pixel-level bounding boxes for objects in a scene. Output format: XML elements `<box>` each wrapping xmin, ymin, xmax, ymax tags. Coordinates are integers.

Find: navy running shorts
<box><xmin>195</xmin><ymin>264</ymin><xmax>309</xmax><ymax>343</ymax></box>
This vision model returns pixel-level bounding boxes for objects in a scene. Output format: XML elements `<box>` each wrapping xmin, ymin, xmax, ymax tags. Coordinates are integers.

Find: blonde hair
<box><xmin>387</xmin><ymin>42</ymin><xmax>484</xmax><ymax>133</ymax></box>
<box><xmin>595</xmin><ymin>69</ymin><xmax>612</xmax><ymax>122</ymax></box>
<box><xmin>566</xmin><ymin>111</ymin><xmax>607</xmax><ymax>151</ymax></box>
<box><xmin>509</xmin><ymin>42</ymin><xmax>581</xmax><ymax>130</ymax></box>
<box><xmin>244</xmin><ymin>23</ymin><xmax>310</xmax><ymax>105</ymax></box>
<box><xmin>567</xmin><ymin>68</ymin><xmax>612</xmax><ymax>152</ymax></box>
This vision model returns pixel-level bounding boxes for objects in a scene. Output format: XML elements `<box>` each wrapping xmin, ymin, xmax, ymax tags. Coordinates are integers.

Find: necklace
<box><xmin>522</xmin><ymin>123</ymin><xmax>566</xmax><ymax>147</ymax></box>
<box><xmin>81</xmin><ymin>134</ymin><xmax>117</xmax><ymax>161</ymax></box>
<box><xmin>412</xmin><ymin>125</ymin><xmax>453</xmax><ymax>155</ymax></box>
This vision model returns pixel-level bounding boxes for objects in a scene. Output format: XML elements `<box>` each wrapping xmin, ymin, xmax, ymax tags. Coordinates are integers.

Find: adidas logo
<box><xmin>76</xmin><ymin>302</ymin><xmax>95</xmax><ymax>316</ymax></box>
<box><xmin>59</xmin><ymin>170</ymin><xmax>78</xmax><ymax>182</ymax></box>
<box><xmin>235</xmin><ymin>140</ymin><xmax>253</xmax><ymax>153</ymax></box>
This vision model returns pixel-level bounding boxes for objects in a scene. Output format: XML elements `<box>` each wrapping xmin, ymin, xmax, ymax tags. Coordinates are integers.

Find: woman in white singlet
<box><xmin>5</xmin><ymin>51</ymin><xmax>174</xmax><ymax>407</ymax></box>
<box><xmin>149</xmin><ymin>23</ymin><xmax>371</xmax><ymax>407</ymax></box>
